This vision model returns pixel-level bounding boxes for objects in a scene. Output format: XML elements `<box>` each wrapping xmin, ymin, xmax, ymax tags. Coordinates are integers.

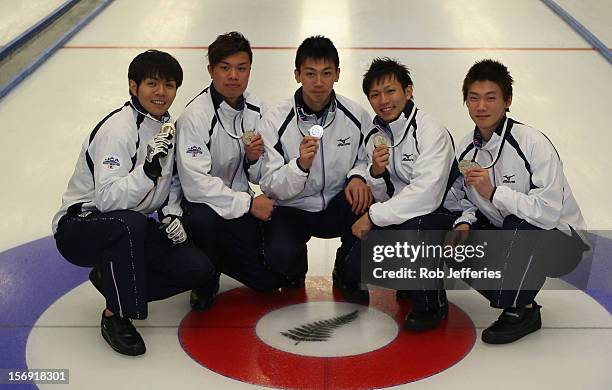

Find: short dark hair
<box><xmin>362</xmin><ymin>57</ymin><xmax>413</xmax><ymax>96</ymax></box>
<box><xmin>208</xmin><ymin>31</ymin><xmax>253</xmax><ymax>66</ymax></box>
<box><xmin>462</xmin><ymin>59</ymin><xmax>513</xmax><ymax>102</ymax></box>
<box><xmin>128</xmin><ymin>50</ymin><xmax>183</xmax><ymax>89</ymax></box>
<box><xmin>295</xmin><ymin>35</ymin><xmax>339</xmax><ymax>70</ymax></box>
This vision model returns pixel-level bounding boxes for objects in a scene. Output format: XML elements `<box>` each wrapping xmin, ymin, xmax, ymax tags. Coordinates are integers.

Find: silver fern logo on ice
<box><xmin>281</xmin><ymin>310</ymin><xmax>359</xmax><ymax>345</ymax></box>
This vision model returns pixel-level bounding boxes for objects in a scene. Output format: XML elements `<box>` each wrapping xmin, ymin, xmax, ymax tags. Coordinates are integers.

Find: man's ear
<box><xmin>505</xmin><ymin>95</ymin><xmax>513</xmax><ymax>111</ymax></box>
<box><xmin>294</xmin><ymin>68</ymin><xmax>300</xmax><ymax>83</ymax></box>
<box><xmin>405</xmin><ymin>85</ymin><xmax>414</xmax><ymax>100</ymax></box>
<box><xmin>128</xmin><ymin>79</ymin><xmax>138</xmax><ymax>96</ymax></box>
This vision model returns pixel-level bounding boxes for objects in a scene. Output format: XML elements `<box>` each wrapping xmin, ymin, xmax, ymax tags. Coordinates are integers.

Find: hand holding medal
<box><xmin>297</xmin><ymin>125</ymin><xmax>322</xmax><ymax>171</ymax></box>
<box><xmin>373</xmin><ymin>133</ymin><xmax>388</xmax><ymax>148</ymax></box>
<box><xmin>308</xmin><ymin>125</ymin><xmax>324</xmax><ymax>138</ymax></box>
<box><xmin>370</xmin><ymin>140</ymin><xmax>390</xmax><ymax>177</ymax></box>
<box><xmin>241</xmin><ymin>130</ymin><xmax>256</xmax><ymax>145</ymax></box>
<box><xmin>458</xmin><ymin>160</ymin><xmax>479</xmax><ymax>175</ymax></box>
<box><xmin>160</xmin><ymin>122</ymin><xmax>176</xmax><ymax>140</ymax></box>
<box><xmin>243</xmin><ymin>130</ymin><xmax>264</xmax><ymax>163</ymax></box>
<box><xmin>462</xmin><ymin>161</ymin><xmax>495</xmax><ymax>200</ymax></box>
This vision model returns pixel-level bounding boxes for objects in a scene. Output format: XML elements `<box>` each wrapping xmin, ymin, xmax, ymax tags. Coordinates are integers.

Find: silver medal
<box><xmin>373</xmin><ymin>134</ymin><xmax>388</xmax><ymax>148</ymax></box>
<box><xmin>459</xmin><ymin>160</ymin><xmax>479</xmax><ymax>175</ymax></box>
<box><xmin>242</xmin><ymin>130</ymin><xmax>256</xmax><ymax>145</ymax></box>
<box><xmin>308</xmin><ymin>125</ymin><xmax>324</xmax><ymax>138</ymax></box>
<box><xmin>160</xmin><ymin>122</ymin><xmax>176</xmax><ymax>138</ymax></box>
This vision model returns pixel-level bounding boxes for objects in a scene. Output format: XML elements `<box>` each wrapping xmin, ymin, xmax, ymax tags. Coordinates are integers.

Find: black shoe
<box><xmin>332</xmin><ymin>270</ymin><xmax>369</xmax><ymax>304</ymax></box>
<box><xmin>284</xmin><ymin>274</ymin><xmax>306</xmax><ymax>289</ymax></box>
<box><xmin>101</xmin><ymin>312</ymin><xmax>146</xmax><ymax>356</ymax></box>
<box><xmin>482</xmin><ymin>302</ymin><xmax>542</xmax><ymax>344</ymax></box>
<box><xmin>404</xmin><ymin>303</ymin><xmax>448</xmax><ymax>331</ymax></box>
<box><xmin>190</xmin><ymin>284</ymin><xmax>218</xmax><ymax>311</ymax></box>
<box><xmin>395</xmin><ymin>290</ymin><xmax>411</xmax><ymax>300</ymax></box>
<box><xmin>89</xmin><ymin>267</ymin><xmax>103</xmax><ymax>295</ymax></box>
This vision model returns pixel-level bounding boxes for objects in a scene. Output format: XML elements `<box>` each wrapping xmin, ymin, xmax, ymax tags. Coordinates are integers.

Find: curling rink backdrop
<box><xmin>0</xmin><ymin>0</ymin><xmax>611</xmax><ymax>389</ymax></box>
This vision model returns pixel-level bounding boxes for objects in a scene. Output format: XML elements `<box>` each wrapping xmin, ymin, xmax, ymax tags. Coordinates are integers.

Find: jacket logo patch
<box><xmin>102</xmin><ymin>156</ymin><xmax>121</xmax><ymax>170</ymax></box>
<box><xmin>402</xmin><ymin>154</ymin><xmax>414</xmax><ymax>162</ymax></box>
<box><xmin>502</xmin><ymin>174</ymin><xmax>516</xmax><ymax>183</ymax></box>
<box><xmin>186</xmin><ymin>145</ymin><xmax>203</xmax><ymax>157</ymax></box>
<box><xmin>337</xmin><ymin>137</ymin><xmax>351</xmax><ymax>147</ymax></box>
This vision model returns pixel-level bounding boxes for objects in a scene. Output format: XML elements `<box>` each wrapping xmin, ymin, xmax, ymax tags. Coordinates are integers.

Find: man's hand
<box><xmin>250</xmin><ymin>194</ymin><xmax>275</xmax><ymax>221</ymax></box>
<box><xmin>352</xmin><ymin>213</ymin><xmax>373</xmax><ymax>240</ymax></box>
<box><xmin>344</xmin><ymin>177</ymin><xmax>372</xmax><ymax>214</ymax></box>
<box><xmin>160</xmin><ymin>215</ymin><xmax>187</xmax><ymax>245</ymax></box>
<box><xmin>297</xmin><ymin>136</ymin><xmax>319</xmax><ymax>171</ymax></box>
<box><xmin>445</xmin><ymin>223</ymin><xmax>470</xmax><ymax>247</ymax></box>
<box><xmin>244</xmin><ymin>133</ymin><xmax>264</xmax><ymax>163</ymax></box>
<box><xmin>465</xmin><ymin>167</ymin><xmax>494</xmax><ymax>200</ymax></box>
<box><xmin>371</xmin><ymin>144</ymin><xmax>390</xmax><ymax>177</ymax></box>
<box><xmin>144</xmin><ymin>133</ymin><xmax>172</xmax><ymax>180</ymax></box>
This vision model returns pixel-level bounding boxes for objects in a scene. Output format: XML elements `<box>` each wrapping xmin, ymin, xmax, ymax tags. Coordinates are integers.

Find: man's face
<box><xmin>367</xmin><ymin>75</ymin><xmax>413</xmax><ymax>123</ymax></box>
<box><xmin>466</xmin><ymin>80</ymin><xmax>512</xmax><ymax>134</ymax></box>
<box><xmin>294</xmin><ymin>58</ymin><xmax>339</xmax><ymax>110</ymax></box>
<box><xmin>208</xmin><ymin>51</ymin><xmax>251</xmax><ymax>102</ymax></box>
<box><xmin>129</xmin><ymin>76</ymin><xmax>177</xmax><ymax>119</ymax></box>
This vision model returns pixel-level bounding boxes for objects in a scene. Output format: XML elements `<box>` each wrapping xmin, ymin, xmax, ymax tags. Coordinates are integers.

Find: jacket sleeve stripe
<box><xmin>246</xmin><ymin>102</ymin><xmax>261</xmax><ymax>114</ymax></box>
<box><xmin>85</xmin><ymin>104</ymin><xmax>126</xmax><ymax>175</ymax></box>
<box><xmin>382</xmin><ymin>169</ymin><xmax>395</xmax><ymax>197</ymax></box>
<box><xmin>364</xmin><ymin>127</ymin><xmax>378</xmax><ymax>146</ymax></box>
<box><xmin>506</xmin><ymin>133</ymin><xmax>536</xmax><ymax>189</ymax></box>
<box><xmin>458</xmin><ymin>143</ymin><xmax>475</xmax><ymax>161</ymax></box>
<box><xmin>185</xmin><ymin>87</ymin><xmax>209</xmax><ymax>108</ymax></box>
<box><xmin>336</xmin><ymin>100</ymin><xmax>361</xmax><ymax>130</ymax></box>
<box><xmin>130</xmin><ymin>134</ymin><xmax>140</xmax><ymax>172</ymax></box>
<box><xmin>206</xmin><ymin>116</ymin><xmax>217</xmax><ymax>150</ymax></box>
<box><xmin>440</xmin><ymin>159</ymin><xmax>461</xmax><ymax>209</ymax></box>
<box><xmin>273</xmin><ymin>109</ymin><xmax>295</xmax><ymax>163</ymax></box>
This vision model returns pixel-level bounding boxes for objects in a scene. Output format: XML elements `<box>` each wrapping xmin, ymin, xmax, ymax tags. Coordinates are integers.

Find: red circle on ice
<box><xmin>179</xmin><ymin>277</ymin><xmax>476</xmax><ymax>389</ymax></box>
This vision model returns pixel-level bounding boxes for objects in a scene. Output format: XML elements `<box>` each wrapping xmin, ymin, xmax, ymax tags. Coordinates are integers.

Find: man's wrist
<box><xmin>244</xmin><ymin>155</ymin><xmax>259</xmax><ymax>166</ymax></box>
<box><xmin>370</xmin><ymin>165</ymin><xmax>385</xmax><ymax>179</ymax></box>
<box><xmin>453</xmin><ymin>222</ymin><xmax>471</xmax><ymax>230</ymax></box>
<box><xmin>348</xmin><ymin>175</ymin><xmax>366</xmax><ymax>184</ymax></box>
<box><xmin>488</xmin><ymin>186</ymin><xmax>497</xmax><ymax>202</ymax></box>
<box><xmin>296</xmin><ymin>157</ymin><xmax>310</xmax><ymax>173</ymax></box>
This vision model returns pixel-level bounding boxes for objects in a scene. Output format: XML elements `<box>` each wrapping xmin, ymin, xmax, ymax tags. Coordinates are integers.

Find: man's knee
<box><xmin>502</xmin><ymin>215</ymin><xmax>539</xmax><ymax>230</ymax></box>
<box><xmin>264</xmin><ymin>242</ymin><xmax>306</xmax><ymax>276</ymax></box>
<box><xmin>183</xmin><ymin>260</ymin><xmax>216</xmax><ymax>289</ymax></box>
<box><xmin>246</xmin><ymin>274</ymin><xmax>286</xmax><ymax>292</ymax></box>
<box><xmin>101</xmin><ymin>210</ymin><xmax>148</xmax><ymax>239</ymax></box>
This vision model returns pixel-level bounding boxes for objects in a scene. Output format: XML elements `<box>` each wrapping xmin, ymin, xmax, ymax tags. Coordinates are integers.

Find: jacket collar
<box><xmin>210</xmin><ymin>83</ymin><xmax>245</xmax><ymax>113</ymax></box>
<box><xmin>294</xmin><ymin>87</ymin><xmax>336</xmax><ymax>124</ymax></box>
<box><xmin>129</xmin><ymin>96</ymin><xmax>170</xmax><ymax>123</ymax></box>
<box><xmin>473</xmin><ymin>115</ymin><xmax>507</xmax><ymax>151</ymax></box>
<box><xmin>373</xmin><ymin>99</ymin><xmax>416</xmax><ymax>142</ymax></box>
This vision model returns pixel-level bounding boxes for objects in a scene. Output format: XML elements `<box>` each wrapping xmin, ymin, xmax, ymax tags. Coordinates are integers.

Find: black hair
<box><xmin>128</xmin><ymin>49</ymin><xmax>183</xmax><ymax>90</ymax></box>
<box><xmin>362</xmin><ymin>57</ymin><xmax>413</xmax><ymax>96</ymax></box>
<box><xmin>208</xmin><ymin>31</ymin><xmax>253</xmax><ymax>66</ymax></box>
<box><xmin>295</xmin><ymin>35</ymin><xmax>339</xmax><ymax>70</ymax></box>
<box><xmin>462</xmin><ymin>59</ymin><xmax>513</xmax><ymax>102</ymax></box>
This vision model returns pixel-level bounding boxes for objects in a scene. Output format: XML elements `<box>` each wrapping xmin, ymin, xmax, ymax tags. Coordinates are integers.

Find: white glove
<box><xmin>144</xmin><ymin>133</ymin><xmax>172</xmax><ymax>180</ymax></box>
<box><xmin>160</xmin><ymin>215</ymin><xmax>187</xmax><ymax>245</ymax></box>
